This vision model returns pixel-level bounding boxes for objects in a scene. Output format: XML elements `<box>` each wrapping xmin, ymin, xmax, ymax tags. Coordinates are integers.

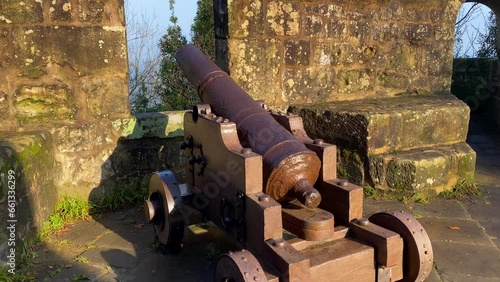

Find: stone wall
<box><xmin>215</xmin><ymin>0</ymin><xmax>466</xmax><ymax>106</ymax></box>
<box><xmin>0</xmin><ymin>1</ymin><xmax>186</xmax><ymax>244</ymax></box>
<box><xmin>0</xmin><ymin>0</ymin><xmax>130</xmax><ymax>195</ymax></box>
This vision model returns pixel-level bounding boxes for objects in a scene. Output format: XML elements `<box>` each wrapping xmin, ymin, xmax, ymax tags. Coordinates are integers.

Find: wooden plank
<box><xmin>263</xmin><ymin>239</ymin><xmax>311</xmax><ymax>282</ymax></box>
<box><xmin>317</xmin><ymin>179</ymin><xmax>363</xmax><ymax>226</ymax></box>
<box><xmin>302</xmin><ymin>238</ymin><xmax>375</xmax><ymax>282</ymax></box>
<box><xmin>281</xmin><ymin>201</ymin><xmax>334</xmax><ymax>231</ymax></box>
<box><xmin>245</xmin><ymin>194</ymin><xmax>283</xmax><ymax>254</ymax></box>
<box><xmin>284</xmin><ymin>225</ymin><xmax>335</xmax><ymax>242</ymax></box>
<box><xmin>305</xmin><ymin>143</ymin><xmax>337</xmax><ymax>181</ymax></box>
<box><xmin>287</xmin><ymin>226</ymin><xmax>349</xmax><ymax>251</ymax></box>
<box><xmin>349</xmin><ymin>220</ymin><xmax>404</xmax><ymax>281</ymax></box>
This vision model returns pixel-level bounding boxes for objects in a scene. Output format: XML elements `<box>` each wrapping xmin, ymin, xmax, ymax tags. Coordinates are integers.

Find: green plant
<box><xmin>363</xmin><ymin>185</ymin><xmax>381</xmax><ymax>199</ymax></box>
<box><xmin>74</xmin><ymin>255</ymin><xmax>90</xmax><ymax>264</ymax></box>
<box><xmin>149</xmin><ymin>241</ymin><xmax>160</xmax><ymax>252</ymax></box>
<box><xmin>440</xmin><ymin>173</ymin><xmax>481</xmax><ymax>199</ymax></box>
<box><xmin>47</xmin><ymin>265</ymin><xmax>63</xmax><ymax>279</ymax></box>
<box><xmin>40</xmin><ymin>195</ymin><xmax>91</xmax><ymax>239</ymax></box>
<box><xmin>18</xmin><ymin>240</ymin><xmax>40</xmax><ymax>268</ymax></box>
<box><xmin>90</xmin><ymin>185</ymin><xmax>148</xmax><ymax>214</ymax></box>
<box><xmin>72</xmin><ymin>274</ymin><xmax>90</xmax><ymax>281</ymax></box>
<box><xmin>0</xmin><ymin>266</ymin><xmax>36</xmax><ymax>282</ymax></box>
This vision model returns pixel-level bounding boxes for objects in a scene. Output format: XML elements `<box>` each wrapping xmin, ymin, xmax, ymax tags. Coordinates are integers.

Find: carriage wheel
<box><xmin>144</xmin><ymin>171</ymin><xmax>184</xmax><ymax>254</ymax></box>
<box><xmin>214</xmin><ymin>250</ymin><xmax>268</xmax><ymax>282</ymax></box>
<box><xmin>369</xmin><ymin>210</ymin><xmax>433</xmax><ymax>282</ymax></box>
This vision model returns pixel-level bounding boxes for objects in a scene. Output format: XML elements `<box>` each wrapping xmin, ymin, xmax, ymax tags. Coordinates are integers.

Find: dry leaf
<box><xmin>134</xmin><ymin>223</ymin><xmax>145</xmax><ymax>229</ymax></box>
<box><xmin>449</xmin><ymin>226</ymin><xmax>460</xmax><ymax>230</ymax></box>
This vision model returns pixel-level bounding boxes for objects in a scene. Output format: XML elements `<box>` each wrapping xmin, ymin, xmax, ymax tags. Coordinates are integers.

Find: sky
<box><xmin>456</xmin><ymin>3</ymin><xmax>492</xmax><ymax>57</ymax></box>
<box><xmin>127</xmin><ymin>0</ymin><xmax>198</xmax><ymax>39</ymax></box>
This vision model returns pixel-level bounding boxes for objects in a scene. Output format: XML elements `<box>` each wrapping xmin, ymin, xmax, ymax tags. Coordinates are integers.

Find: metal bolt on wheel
<box><xmin>214</xmin><ymin>250</ymin><xmax>268</xmax><ymax>282</ymax></box>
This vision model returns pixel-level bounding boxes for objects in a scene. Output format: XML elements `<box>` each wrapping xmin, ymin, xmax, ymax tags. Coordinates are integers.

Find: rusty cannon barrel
<box><xmin>176</xmin><ymin>44</ymin><xmax>322</xmax><ymax>208</ymax></box>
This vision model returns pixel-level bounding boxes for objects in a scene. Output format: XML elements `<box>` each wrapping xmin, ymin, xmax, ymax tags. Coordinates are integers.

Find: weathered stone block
<box><xmin>13</xmin><ymin>26</ymin><xmax>127</xmax><ymax>78</ymax></box>
<box><xmin>377</xmin><ymin>71</ymin><xmax>409</xmax><ymax>89</ymax></box>
<box><xmin>49</xmin><ymin>0</ymin><xmax>72</xmax><ymax>21</ymax></box>
<box><xmin>314</xmin><ymin>41</ymin><xmax>357</xmax><ymax>66</ymax></box>
<box><xmin>388</xmin><ymin>43</ymin><xmax>419</xmax><ymax>73</ymax></box>
<box><xmin>304</xmin><ymin>4</ymin><xmax>343</xmax><ymax>18</ymax></box>
<box><xmin>112</xmin><ymin>111</ymin><xmax>185</xmax><ymax>140</ymax></box>
<box><xmin>421</xmin><ymin>41</ymin><xmax>454</xmax><ymax>76</ymax></box>
<box><xmin>82</xmin><ymin>76</ymin><xmax>129</xmax><ymax>118</ymax></box>
<box><xmin>304</xmin><ymin>14</ymin><xmax>324</xmax><ymax>36</ymax></box>
<box><xmin>403</xmin><ymin>8</ymin><xmax>429</xmax><ymax>22</ymax></box>
<box><xmin>0</xmin><ymin>91</ymin><xmax>8</xmax><ymax>118</ymax></box>
<box><xmin>327</xmin><ymin>19</ymin><xmax>348</xmax><ymax>38</ymax></box>
<box><xmin>265</xmin><ymin>1</ymin><xmax>300</xmax><ymax>36</ymax></box>
<box><xmin>337</xmin><ymin>149</ymin><xmax>365</xmax><ymax>185</ymax></box>
<box><xmin>0</xmin><ymin>28</ymin><xmax>13</xmax><ymax>69</ymax></box>
<box><xmin>55</xmin><ymin>114</ymin><xmax>186</xmax><ymax>199</ymax></box>
<box><xmin>289</xmin><ymin>95</ymin><xmax>475</xmax><ymax>192</ymax></box>
<box><xmin>228</xmin><ymin>0</ymin><xmax>264</xmax><ymax>38</ymax></box>
<box><xmin>348</xmin><ymin>20</ymin><xmax>370</xmax><ymax>40</ymax></box>
<box><xmin>77</xmin><ymin>0</ymin><xmax>113</xmax><ymax>24</ymax></box>
<box><xmin>372</xmin><ymin>23</ymin><xmax>402</xmax><ymax>42</ymax></box>
<box><xmin>0</xmin><ymin>133</ymin><xmax>57</xmax><ymax>248</ymax></box>
<box><xmin>55</xmin><ymin>148</ymin><xmax>115</xmax><ymax>196</ymax></box>
<box><xmin>289</xmin><ymin>95</ymin><xmax>470</xmax><ymax>155</ymax></box>
<box><xmin>0</xmin><ymin>0</ymin><xmax>43</xmax><ymax>24</ymax></box>
<box><xmin>433</xmin><ymin>24</ymin><xmax>454</xmax><ymax>41</ymax></box>
<box><xmin>283</xmin><ymin>67</ymin><xmax>334</xmax><ymax>103</ymax></box>
<box><xmin>51</xmin><ymin>124</ymin><xmax>116</xmax><ymax>154</ymax></box>
<box><xmin>404</xmin><ymin>24</ymin><xmax>433</xmax><ymax>42</ymax></box>
<box><xmin>429</xmin><ymin>9</ymin><xmax>442</xmax><ymax>23</ymax></box>
<box><xmin>369</xmin><ymin>143</ymin><xmax>476</xmax><ymax>193</ymax></box>
<box><xmin>14</xmin><ymin>84</ymin><xmax>76</xmax><ymax>121</ymax></box>
<box><xmin>337</xmin><ymin>69</ymin><xmax>375</xmax><ymax>93</ymax></box>
<box><xmin>228</xmin><ymin>39</ymin><xmax>282</xmax><ymax>103</ymax></box>
<box><xmin>284</xmin><ymin>40</ymin><xmax>310</xmax><ymax>66</ymax></box>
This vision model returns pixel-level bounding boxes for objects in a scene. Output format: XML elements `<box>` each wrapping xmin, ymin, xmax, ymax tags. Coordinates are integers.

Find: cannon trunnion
<box><xmin>144</xmin><ymin>45</ymin><xmax>433</xmax><ymax>282</ymax></box>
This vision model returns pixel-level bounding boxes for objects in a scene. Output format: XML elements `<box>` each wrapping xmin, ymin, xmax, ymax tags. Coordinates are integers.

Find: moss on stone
<box><xmin>19</xmin><ymin>67</ymin><xmax>46</xmax><ymax>79</ymax></box>
<box><xmin>337</xmin><ymin>149</ymin><xmax>364</xmax><ymax>185</ymax></box>
<box><xmin>0</xmin><ymin>1</ymin><xmax>43</xmax><ymax>24</ymax></box>
<box><xmin>386</xmin><ymin>160</ymin><xmax>415</xmax><ymax>190</ymax></box>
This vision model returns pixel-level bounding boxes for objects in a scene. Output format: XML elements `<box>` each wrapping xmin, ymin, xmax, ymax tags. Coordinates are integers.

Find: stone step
<box><xmin>368</xmin><ymin>143</ymin><xmax>476</xmax><ymax>193</ymax></box>
<box><xmin>289</xmin><ymin>95</ymin><xmax>470</xmax><ymax>155</ymax></box>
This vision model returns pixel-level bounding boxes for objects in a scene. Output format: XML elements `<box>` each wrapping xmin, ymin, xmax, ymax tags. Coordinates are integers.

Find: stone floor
<box><xmin>30</xmin><ymin>116</ymin><xmax>500</xmax><ymax>282</ymax></box>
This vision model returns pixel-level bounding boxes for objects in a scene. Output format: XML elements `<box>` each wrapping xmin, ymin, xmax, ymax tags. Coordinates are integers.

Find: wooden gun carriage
<box><xmin>144</xmin><ymin>45</ymin><xmax>433</xmax><ymax>282</ymax></box>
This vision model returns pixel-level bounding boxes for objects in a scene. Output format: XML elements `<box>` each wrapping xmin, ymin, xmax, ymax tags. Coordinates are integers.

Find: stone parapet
<box><xmin>289</xmin><ymin>95</ymin><xmax>470</xmax><ymax>155</ymax></box>
<box><xmin>289</xmin><ymin>94</ymin><xmax>475</xmax><ymax>193</ymax></box>
<box><xmin>0</xmin><ymin>112</ymin><xmax>186</xmax><ymax>245</ymax></box>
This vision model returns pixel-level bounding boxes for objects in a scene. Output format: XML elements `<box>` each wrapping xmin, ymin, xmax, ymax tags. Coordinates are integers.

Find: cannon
<box><xmin>144</xmin><ymin>44</ymin><xmax>433</xmax><ymax>282</ymax></box>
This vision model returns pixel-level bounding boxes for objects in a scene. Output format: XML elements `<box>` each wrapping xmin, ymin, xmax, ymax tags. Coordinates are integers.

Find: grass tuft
<box><xmin>440</xmin><ymin>173</ymin><xmax>481</xmax><ymax>199</ymax></box>
<box><xmin>40</xmin><ymin>195</ymin><xmax>91</xmax><ymax>239</ymax></box>
<box><xmin>0</xmin><ymin>266</ymin><xmax>36</xmax><ymax>282</ymax></box>
<box><xmin>90</xmin><ymin>185</ymin><xmax>148</xmax><ymax>214</ymax></box>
